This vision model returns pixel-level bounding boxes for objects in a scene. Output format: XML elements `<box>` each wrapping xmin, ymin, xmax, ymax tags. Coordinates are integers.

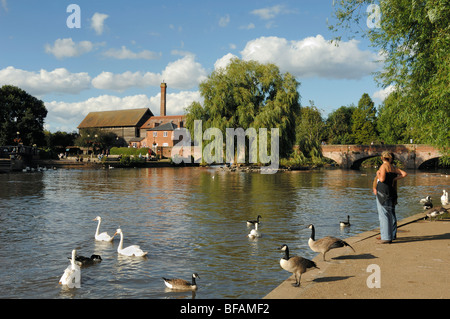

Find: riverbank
<box><xmin>264</xmin><ymin>205</ymin><xmax>450</xmax><ymax>299</ymax></box>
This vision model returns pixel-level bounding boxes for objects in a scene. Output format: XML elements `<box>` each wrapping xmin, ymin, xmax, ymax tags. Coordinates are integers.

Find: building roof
<box><xmin>147</xmin><ymin>122</ymin><xmax>178</xmax><ymax>131</ymax></box>
<box><xmin>140</xmin><ymin>114</ymin><xmax>185</xmax><ymax>130</ymax></box>
<box><xmin>78</xmin><ymin>108</ymin><xmax>153</xmax><ymax>129</ymax></box>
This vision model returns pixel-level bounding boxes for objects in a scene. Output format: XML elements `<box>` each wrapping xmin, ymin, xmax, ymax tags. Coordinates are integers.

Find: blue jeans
<box><xmin>376</xmin><ymin>197</ymin><xmax>397</xmax><ymax>241</ymax></box>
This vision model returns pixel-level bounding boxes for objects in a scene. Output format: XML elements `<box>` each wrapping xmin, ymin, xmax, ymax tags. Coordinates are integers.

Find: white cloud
<box><xmin>251</xmin><ymin>5</ymin><xmax>286</xmax><ymax>20</ymax></box>
<box><xmin>373</xmin><ymin>85</ymin><xmax>395</xmax><ymax>101</ymax></box>
<box><xmin>44</xmin><ymin>91</ymin><xmax>202</xmax><ymax>132</ymax></box>
<box><xmin>45</xmin><ymin>38</ymin><xmax>98</xmax><ymax>59</ymax></box>
<box><xmin>214</xmin><ymin>53</ymin><xmax>238</xmax><ymax>70</ymax></box>
<box><xmin>103</xmin><ymin>46</ymin><xmax>161</xmax><ymax>60</ymax></box>
<box><xmin>241</xmin><ymin>35</ymin><xmax>380</xmax><ymax>79</ymax></box>
<box><xmin>0</xmin><ymin>66</ymin><xmax>91</xmax><ymax>96</ymax></box>
<box><xmin>239</xmin><ymin>23</ymin><xmax>255</xmax><ymax>30</ymax></box>
<box><xmin>91</xmin><ymin>12</ymin><xmax>109</xmax><ymax>35</ymax></box>
<box><xmin>219</xmin><ymin>14</ymin><xmax>230</xmax><ymax>27</ymax></box>
<box><xmin>92</xmin><ymin>70</ymin><xmax>160</xmax><ymax>91</ymax></box>
<box><xmin>161</xmin><ymin>54</ymin><xmax>207</xmax><ymax>89</ymax></box>
<box><xmin>92</xmin><ymin>54</ymin><xmax>207</xmax><ymax>91</ymax></box>
<box><xmin>1</xmin><ymin>0</ymin><xmax>8</xmax><ymax>12</ymax></box>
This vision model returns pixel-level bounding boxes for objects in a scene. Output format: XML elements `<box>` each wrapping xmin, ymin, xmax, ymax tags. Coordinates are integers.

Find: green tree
<box><xmin>351</xmin><ymin>93</ymin><xmax>378</xmax><ymax>144</ymax></box>
<box><xmin>296</xmin><ymin>105</ymin><xmax>325</xmax><ymax>158</ymax></box>
<box><xmin>185</xmin><ymin>58</ymin><xmax>301</xmax><ymax>158</ymax></box>
<box><xmin>376</xmin><ymin>92</ymin><xmax>410</xmax><ymax>144</ymax></box>
<box><xmin>0</xmin><ymin>85</ymin><xmax>47</xmax><ymax>146</ymax></box>
<box><xmin>75</xmin><ymin>128</ymin><xmax>119</xmax><ymax>154</ymax></box>
<box><xmin>325</xmin><ymin>105</ymin><xmax>356</xmax><ymax>144</ymax></box>
<box><xmin>329</xmin><ymin>0</ymin><xmax>449</xmax><ymax>155</ymax></box>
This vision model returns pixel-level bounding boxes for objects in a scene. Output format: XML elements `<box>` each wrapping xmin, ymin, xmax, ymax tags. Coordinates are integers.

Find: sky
<box><xmin>0</xmin><ymin>0</ymin><xmax>389</xmax><ymax>133</ymax></box>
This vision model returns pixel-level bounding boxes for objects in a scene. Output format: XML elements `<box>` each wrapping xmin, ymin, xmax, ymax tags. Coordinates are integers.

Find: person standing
<box><xmin>374</xmin><ymin>151</ymin><xmax>407</xmax><ymax>243</ymax></box>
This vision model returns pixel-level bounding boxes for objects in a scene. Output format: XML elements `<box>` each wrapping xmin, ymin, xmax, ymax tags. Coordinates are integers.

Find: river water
<box><xmin>0</xmin><ymin>167</ymin><xmax>448</xmax><ymax>299</ymax></box>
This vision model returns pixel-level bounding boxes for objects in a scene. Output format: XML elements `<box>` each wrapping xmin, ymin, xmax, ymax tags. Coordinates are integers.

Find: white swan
<box><xmin>93</xmin><ymin>216</ymin><xmax>115</xmax><ymax>242</ymax></box>
<box><xmin>59</xmin><ymin>249</ymin><xmax>81</xmax><ymax>288</ymax></box>
<box><xmin>114</xmin><ymin>228</ymin><xmax>148</xmax><ymax>257</ymax></box>
<box><xmin>248</xmin><ymin>222</ymin><xmax>261</xmax><ymax>238</ymax></box>
<box><xmin>441</xmin><ymin>190</ymin><xmax>448</xmax><ymax>206</ymax></box>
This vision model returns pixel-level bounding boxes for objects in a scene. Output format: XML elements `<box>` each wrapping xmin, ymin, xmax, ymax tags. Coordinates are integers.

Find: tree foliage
<box><xmin>329</xmin><ymin>0</ymin><xmax>449</xmax><ymax>155</ymax></box>
<box><xmin>295</xmin><ymin>105</ymin><xmax>324</xmax><ymax>158</ymax></box>
<box><xmin>185</xmin><ymin>58</ymin><xmax>301</xmax><ymax>158</ymax></box>
<box><xmin>351</xmin><ymin>93</ymin><xmax>378</xmax><ymax>144</ymax></box>
<box><xmin>325</xmin><ymin>105</ymin><xmax>356</xmax><ymax>144</ymax></box>
<box><xmin>0</xmin><ymin>85</ymin><xmax>47</xmax><ymax>146</ymax></box>
<box><xmin>376</xmin><ymin>91</ymin><xmax>409</xmax><ymax>144</ymax></box>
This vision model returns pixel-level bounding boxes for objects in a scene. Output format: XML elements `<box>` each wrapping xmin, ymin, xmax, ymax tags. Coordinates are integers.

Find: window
<box><xmin>163</xmin><ymin>131</ymin><xmax>168</xmax><ymax>137</ymax></box>
<box><xmin>153</xmin><ymin>132</ymin><xmax>157</xmax><ymax>137</ymax></box>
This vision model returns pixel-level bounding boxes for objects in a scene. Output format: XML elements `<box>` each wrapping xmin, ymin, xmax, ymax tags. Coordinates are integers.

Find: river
<box><xmin>0</xmin><ymin>167</ymin><xmax>448</xmax><ymax>299</ymax></box>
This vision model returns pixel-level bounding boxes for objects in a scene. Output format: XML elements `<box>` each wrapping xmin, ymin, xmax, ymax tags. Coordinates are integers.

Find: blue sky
<box><xmin>0</xmin><ymin>0</ymin><xmax>388</xmax><ymax>132</ymax></box>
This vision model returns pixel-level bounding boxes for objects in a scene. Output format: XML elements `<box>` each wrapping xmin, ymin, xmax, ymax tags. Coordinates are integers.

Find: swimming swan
<box><xmin>59</xmin><ymin>249</ymin><xmax>81</xmax><ymax>288</ymax></box>
<box><xmin>93</xmin><ymin>216</ymin><xmax>115</xmax><ymax>242</ymax></box>
<box><xmin>114</xmin><ymin>228</ymin><xmax>148</xmax><ymax>257</ymax></box>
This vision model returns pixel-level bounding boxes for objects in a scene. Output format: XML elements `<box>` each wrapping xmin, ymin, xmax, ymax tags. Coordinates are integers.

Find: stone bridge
<box><xmin>321</xmin><ymin>144</ymin><xmax>443</xmax><ymax>169</ymax></box>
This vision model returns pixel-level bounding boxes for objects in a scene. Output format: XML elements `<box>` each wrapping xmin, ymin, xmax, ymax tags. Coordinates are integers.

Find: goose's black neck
<box><xmin>310</xmin><ymin>225</ymin><xmax>315</xmax><ymax>241</ymax></box>
<box><xmin>191</xmin><ymin>275</ymin><xmax>197</xmax><ymax>285</ymax></box>
<box><xmin>282</xmin><ymin>246</ymin><xmax>290</xmax><ymax>260</ymax></box>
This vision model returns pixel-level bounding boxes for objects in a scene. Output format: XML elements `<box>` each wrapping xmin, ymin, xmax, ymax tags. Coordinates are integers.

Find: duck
<box><xmin>246</xmin><ymin>215</ymin><xmax>261</xmax><ymax>226</ymax></box>
<box><xmin>441</xmin><ymin>190</ymin><xmax>448</xmax><ymax>206</ymax></box>
<box><xmin>339</xmin><ymin>215</ymin><xmax>351</xmax><ymax>227</ymax></box>
<box><xmin>307</xmin><ymin>224</ymin><xmax>355</xmax><ymax>261</ymax></box>
<box><xmin>114</xmin><ymin>228</ymin><xmax>148</xmax><ymax>257</ymax></box>
<box><xmin>248</xmin><ymin>222</ymin><xmax>261</xmax><ymax>238</ymax></box>
<box><xmin>162</xmin><ymin>273</ymin><xmax>200</xmax><ymax>291</ymax></box>
<box><xmin>59</xmin><ymin>249</ymin><xmax>81</xmax><ymax>288</ymax></box>
<box><xmin>93</xmin><ymin>216</ymin><xmax>115</xmax><ymax>242</ymax></box>
<box><xmin>69</xmin><ymin>254</ymin><xmax>102</xmax><ymax>267</ymax></box>
<box><xmin>279</xmin><ymin>244</ymin><xmax>319</xmax><ymax>287</ymax></box>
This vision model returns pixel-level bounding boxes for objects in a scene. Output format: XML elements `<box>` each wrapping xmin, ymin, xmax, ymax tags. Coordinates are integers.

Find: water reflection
<box><xmin>0</xmin><ymin>167</ymin><xmax>448</xmax><ymax>298</ymax></box>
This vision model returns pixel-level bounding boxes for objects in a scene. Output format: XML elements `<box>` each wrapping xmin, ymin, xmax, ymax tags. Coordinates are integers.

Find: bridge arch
<box><xmin>321</xmin><ymin>144</ymin><xmax>443</xmax><ymax>169</ymax></box>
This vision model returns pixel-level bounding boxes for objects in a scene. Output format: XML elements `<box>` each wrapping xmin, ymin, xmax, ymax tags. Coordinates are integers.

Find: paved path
<box><xmin>264</xmin><ymin>207</ymin><xmax>450</xmax><ymax>299</ymax></box>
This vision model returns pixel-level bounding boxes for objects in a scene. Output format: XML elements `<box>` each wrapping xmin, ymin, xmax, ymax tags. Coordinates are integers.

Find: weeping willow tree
<box><xmin>329</xmin><ymin>0</ymin><xmax>449</xmax><ymax>162</ymax></box>
<box><xmin>185</xmin><ymin>58</ymin><xmax>301</xmax><ymax>161</ymax></box>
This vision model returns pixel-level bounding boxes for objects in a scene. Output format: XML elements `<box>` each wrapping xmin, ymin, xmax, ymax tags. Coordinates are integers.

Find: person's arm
<box><xmin>394</xmin><ymin>168</ymin><xmax>407</xmax><ymax>181</ymax></box>
<box><xmin>372</xmin><ymin>176</ymin><xmax>378</xmax><ymax>195</ymax></box>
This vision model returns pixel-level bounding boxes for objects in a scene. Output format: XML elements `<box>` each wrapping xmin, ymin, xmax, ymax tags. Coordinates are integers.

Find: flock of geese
<box><xmin>246</xmin><ymin>215</ymin><xmax>355</xmax><ymax>287</ymax></box>
<box><xmin>420</xmin><ymin>189</ymin><xmax>449</xmax><ymax>221</ymax></box>
<box><xmin>60</xmin><ymin>188</ymin><xmax>448</xmax><ymax>290</ymax></box>
<box><xmin>60</xmin><ymin>213</ymin><xmax>355</xmax><ymax>290</ymax></box>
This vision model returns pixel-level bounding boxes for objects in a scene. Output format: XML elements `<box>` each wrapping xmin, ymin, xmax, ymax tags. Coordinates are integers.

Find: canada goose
<box><xmin>248</xmin><ymin>222</ymin><xmax>261</xmax><ymax>238</ymax></box>
<box><xmin>247</xmin><ymin>215</ymin><xmax>261</xmax><ymax>226</ymax></box>
<box><xmin>162</xmin><ymin>273</ymin><xmax>199</xmax><ymax>290</ymax></box>
<box><xmin>69</xmin><ymin>254</ymin><xmax>102</xmax><ymax>267</ymax></box>
<box><xmin>441</xmin><ymin>190</ymin><xmax>448</xmax><ymax>206</ymax></box>
<box><xmin>420</xmin><ymin>195</ymin><xmax>431</xmax><ymax>204</ymax></box>
<box><xmin>422</xmin><ymin>197</ymin><xmax>433</xmax><ymax>209</ymax></box>
<box><xmin>426</xmin><ymin>210</ymin><xmax>439</xmax><ymax>221</ymax></box>
<box><xmin>307</xmin><ymin>224</ymin><xmax>355</xmax><ymax>261</ymax></box>
<box><xmin>279</xmin><ymin>244</ymin><xmax>318</xmax><ymax>287</ymax></box>
<box><xmin>339</xmin><ymin>215</ymin><xmax>351</xmax><ymax>227</ymax></box>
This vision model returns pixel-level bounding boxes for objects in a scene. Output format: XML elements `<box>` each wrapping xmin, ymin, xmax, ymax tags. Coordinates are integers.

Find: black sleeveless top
<box><xmin>376</xmin><ymin>172</ymin><xmax>397</xmax><ymax>205</ymax></box>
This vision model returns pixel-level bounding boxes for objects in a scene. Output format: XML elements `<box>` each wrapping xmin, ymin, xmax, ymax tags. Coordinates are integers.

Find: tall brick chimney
<box><xmin>160</xmin><ymin>82</ymin><xmax>167</xmax><ymax>116</ymax></box>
